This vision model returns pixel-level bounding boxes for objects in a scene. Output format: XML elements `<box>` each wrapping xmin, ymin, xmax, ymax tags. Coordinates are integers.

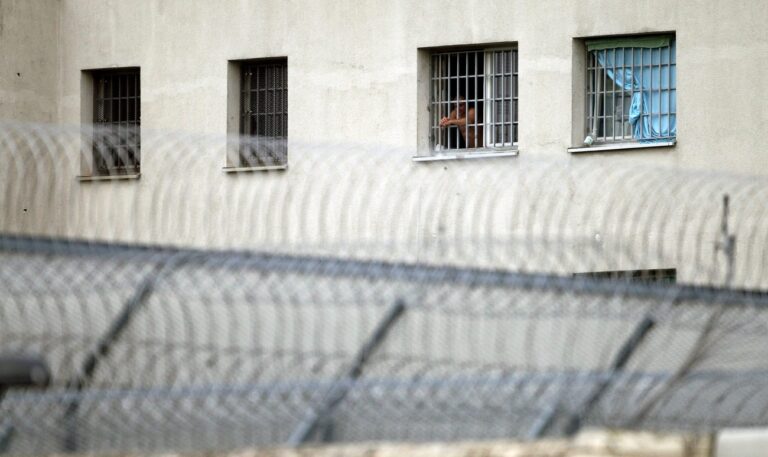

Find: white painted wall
<box><xmin>1</xmin><ymin>1</ymin><xmax>768</xmax><ymax>279</ymax></box>
<box><xmin>2</xmin><ymin>3</ymin><xmax>768</xmax><ymax>454</ymax></box>
<box><xmin>0</xmin><ymin>0</ymin><xmax>59</xmax><ymax>123</ymax></box>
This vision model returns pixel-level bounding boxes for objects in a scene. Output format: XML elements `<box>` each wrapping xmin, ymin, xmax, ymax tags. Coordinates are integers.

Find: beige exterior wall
<box><xmin>57</xmin><ymin>431</ymin><xmax>713</xmax><ymax>457</ymax></box>
<box><xmin>48</xmin><ymin>0</ymin><xmax>768</xmax><ymax>171</ymax></box>
<box><xmin>0</xmin><ymin>0</ymin><xmax>59</xmax><ymax>123</ymax></box>
<box><xmin>2</xmin><ymin>4</ymin><xmax>768</xmax><ymax>454</ymax></box>
<box><xmin>1</xmin><ymin>0</ymin><xmax>768</xmax><ymax>286</ymax></box>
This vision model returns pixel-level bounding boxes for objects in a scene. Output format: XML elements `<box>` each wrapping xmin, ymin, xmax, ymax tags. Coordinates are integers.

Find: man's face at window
<box><xmin>455</xmin><ymin>97</ymin><xmax>466</xmax><ymax>116</ymax></box>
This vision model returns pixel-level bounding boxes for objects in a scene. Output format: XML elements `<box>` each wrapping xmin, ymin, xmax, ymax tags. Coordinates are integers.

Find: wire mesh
<box><xmin>1</xmin><ymin>122</ymin><xmax>768</xmax><ymax>455</ymax></box>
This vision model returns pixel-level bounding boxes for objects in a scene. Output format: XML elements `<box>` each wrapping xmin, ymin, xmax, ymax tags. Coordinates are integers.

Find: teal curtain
<box><xmin>594</xmin><ymin>40</ymin><xmax>676</xmax><ymax>141</ymax></box>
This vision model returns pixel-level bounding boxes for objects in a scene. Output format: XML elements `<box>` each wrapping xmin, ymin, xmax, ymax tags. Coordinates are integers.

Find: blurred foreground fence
<box><xmin>1</xmin><ymin>235</ymin><xmax>768</xmax><ymax>455</ymax></box>
<box><xmin>2</xmin><ymin>122</ymin><xmax>768</xmax><ymax>455</ymax></box>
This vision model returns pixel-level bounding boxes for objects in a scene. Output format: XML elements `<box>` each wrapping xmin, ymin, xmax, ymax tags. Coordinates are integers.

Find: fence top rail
<box><xmin>2</xmin><ymin>234</ymin><xmax>767</xmax><ymax>307</ymax></box>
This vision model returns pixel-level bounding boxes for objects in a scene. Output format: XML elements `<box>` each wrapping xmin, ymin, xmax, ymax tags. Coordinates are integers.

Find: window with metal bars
<box><xmin>584</xmin><ymin>36</ymin><xmax>676</xmax><ymax>145</ymax></box>
<box><xmin>430</xmin><ymin>47</ymin><xmax>517</xmax><ymax>152</ymax></box>
<box><xmin>92</xmin><ymin>68</ymin><xmax>140</xmax><ymax>175</ymax></box>
<box><xmin>240</xmin><ymin>59</ymin><xmax>288</xmax><ymax>168</ymax></box>
<box><xmin>574</xmin><ymin>268</ymin><xmax>677</xmax><ymax>284</ymax></box>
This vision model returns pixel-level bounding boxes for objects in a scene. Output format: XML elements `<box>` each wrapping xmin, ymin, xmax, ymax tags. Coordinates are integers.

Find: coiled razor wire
<box><xmin>1</xmin><ymin>122</ymin><xmax>768</xmax><ymax>455</ymax></box>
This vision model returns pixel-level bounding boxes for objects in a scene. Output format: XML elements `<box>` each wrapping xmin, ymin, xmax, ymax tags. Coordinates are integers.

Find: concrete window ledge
<box><xmin>412</xmin><ymin>150</ymin><xmax>519</xmax><ymax>162</ymax></box>
<box><xmin>223</xmin><ymin>165</ymin><xmax>288</xmax><ymax>173</ymax></box>
<box><xmin>568</xmin><ymin>140</ymin><xmax>676</xmax><ymax>154</ymax></box>
<box><xmin>92</xmin><ymin>431</ymin><xmax>709</xmax><ymax>457</ymax></box>
<box><xmin>77</xmin><ymin>173</ymin><xmax>141</xmax><ymax>182</ymax></box>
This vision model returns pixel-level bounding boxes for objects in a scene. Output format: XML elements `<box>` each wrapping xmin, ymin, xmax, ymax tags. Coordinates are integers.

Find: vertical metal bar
<box><xmin>454</xmin><ymin>53</ymin><xmax>459</xmax><ymax>149</ymax></box>
<box><xmin>650</xmin><ymin>48</ymin><xmax>661</xmax><ymax>137</ymax></box>
<box><xmin>601</xmin><ymin>50</ymin><xmax>606</xmax><ymax>141</ymax></box>
<box><xmin>447</xmin><ymin>54</ymin><xmax>452</xmax><ymax>149</ymax></box>
<box><xmin>611</xmin><ymin>49</ymin><xmax>616</xmax><ymax>142</ymax></box>
<box><xmin>473</xmin><ymin>51</ymin><xmax>478</xmax><ymax>148</ymax></box>
<box><xmin>586</xmin><ymin>52</ymin><xmax>591</xmax><ymax>138</ymax></box>
<box><xmin>430</xmin><ymin>55</ymin><xmax>435</xmax><ymax>150</ymax></box>
<box><xmin>136</xmin><ymin>71</ymin><xmax>140</xmax><ymax>163</ymax></box>
<box><xmin>489</xmin><ymin>52</ymin><xmax>499</xmax><ymax>146</ymax></box>
<box><xmin>495</xmin><ymin>51</ymin><xmax>500</xmax><ymax>147</ymax></box>
<box><xmin>432</xmin><ymin>55</ymin><xmax>436</xmax><ymax>149</ymax></box>
<box><xmin>618</xmin><ymin>48</ymin><xmax>624</xmax><ymax>140</ymax></box>
<box><xmin>442</xmin><ymin>54</ymin><xmax>447</xmax><ymax>149</ymax></box>
<box><xmin>274</xmin><ymin>64</ymin><xmax>278</xmax><ymax>140</ymax></box>
<box><xmin>668</xmin><ymin>44</ymin><xmax>672</xmax><ymax>138</ymax></box>
<box><xmin>630</xmin><ymin>47</ymin><xmax>635</xmax><ymax>139</ymax></box>
<box><xmin>640</xmin><ymin>47</ymin><xmax>645</xmax><ymax>138</ymax></box>
<box><xmin>283</xmin><ymin>62</ymin><xmax>288</xmax><ymax>157</ymax></box>
<box><xmin>657</xmin><ymin>47</ymin><xmax>662</xmax><ymax>138</ymax></box>
<box><xmin>513</xmin><ymin>48</ymin><xmax>518</xmax><ymax>144</ymax></box>
<box><xmin>464</xmin><ymin>52</ymin><xmax>469</xmax><ymax>148</ymax></box>
<box><xmin>488</xmin><ymin>51</ymin><xmax>494</xmax><ymax>147</ymax></box>
<box><xmin>501</xmin><ymin>51</ymin><xmax>506</xmax><ymax>145</ymax></box>
<box><xmin>448</xmin><ymin>54</ymin><xmax>453</xmax><ymax>149</ymax></box>
<box><xmin>594</xmin><ymin>52</ymin><xmax>599</xmax><ymax>138</ymax></box>
<box><xmin>439</xmin><ymin>54</ymin><xmax>444</xmax><ymax>149</ymax></box>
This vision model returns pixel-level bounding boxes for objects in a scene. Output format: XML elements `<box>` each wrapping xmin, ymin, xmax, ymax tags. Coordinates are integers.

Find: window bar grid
<box><xmin>601</xmin><ymin>50</ymin><xmax>607</xmax><ymax>141</ymax></box>
<box><xmin>513</xmin><ymin>49</ymin><xmax>518</xmax><ymax>143</ymax></box>
<box><xmin>486</xmin><ymin>52</ymin><xmax>494</xmax><ymax>148</ymax></box>
<box><xmin>464</xmin><ymin>54</ymin><xmax>470</xmax><ymax>148</ymax></box>
<box><xmin>473</xmin><ymin>52</ymin><xmax>478</xmax><ymax>148</ymax></box>
<box><xmin>92</xmin><ymin>70</ymin><xmax>140</xmax><ymax>175</ymax></box>
<box><xmin>430</xmin><ymin>48</ymin><xmax>515</xmax><ymax>151</ymax></box>
<box><xmin>239</xmin><ymin>60</ymin><xmax>287</xmax><ymax>167</ymax></box>
<box><xmin>587</xmin><ymin>43</ymin><xmax>674</xmax><ymax>144</ymax></box>
<box><xmin>502</xmin><ymin>50</ymin><xmax>506</xmax><ymax>145</ymax></box>
<box><xmin>454</xmin><ymin>54</ymin><xmax>459</xmax><ymax>149</ymax></box>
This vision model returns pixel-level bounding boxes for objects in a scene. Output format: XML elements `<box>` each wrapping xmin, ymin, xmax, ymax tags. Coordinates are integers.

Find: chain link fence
<box><xmin>1</xmin><ymin>122</ymin><xmax>768</xmax><ymax>455</ymax></box>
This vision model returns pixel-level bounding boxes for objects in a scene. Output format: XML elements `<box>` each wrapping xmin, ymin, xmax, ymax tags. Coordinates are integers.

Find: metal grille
<box><xmin>240</xmin><ymin>59</ymin><xmax>288</xmax><ymax>167</ymax></box>
<box><xmin>3</xmin><ymin>236</ymin><xmax>768</xmax><ymax>456</ymax></box>
<box><xmin>487</xmin><ymin>49</ymin><xmax>518</xmax><ymax>147</ymax></box>
<box><xmin>92</xmin><ymin>69</ymin><xmax>140</xmax><ymax>174</ymax></box>
<box><xmin>586</xmin><ymin>41</ymin><xmax>676</xmax><ymax>144</ymax></box>
<box><xmin>574</xmin><ymin>268</ymin><xmax>677</xmax><ymax>284</ymax></box>
<box><xmin>430</xmin><ymin>47</ymin><xmax>517</xmax><ymax>152</ymax></box>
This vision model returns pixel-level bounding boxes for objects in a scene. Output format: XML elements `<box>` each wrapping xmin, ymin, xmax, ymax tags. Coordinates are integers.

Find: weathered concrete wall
<box><xmin>0</xmin><ymin>0</ymin><xmax>59</xmax><ymax>123</ymax></box>
<box><xmin>2</xmin><ymin>0</ymin><xmax>768</xmax><ymax>287</ymax></box>
<box><xmin>51</xmin><ymin>431</ymin><xmax>712</xmax><ymax>457</ymax></box>
<box><xmin>52</xmin><ymin>0</ymin><xmax>768</xmax><ymax>173</ymax></box>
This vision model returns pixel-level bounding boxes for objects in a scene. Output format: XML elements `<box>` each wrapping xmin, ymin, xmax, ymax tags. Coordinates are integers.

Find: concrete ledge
<box><xmin>568</xmin><ymin>140</ymin><xmax>676</xmax><ymax>154</ymax></box>
<box><xmin>412</xmin><ymin>150</ymin><xmax>519</xmax><ymax>162</ymax></box>
<box><xmin>57</xmin><ymin>430</ymin><xmax>711</xmax><ymax>457</ymax></box>
<box><xmin>77</xmin><ymin>173</ymin><xmax>141</xmax><ymax>182</ymax></box>
<box><xmin>223</xmin><ymin>165</ymin><xmax>288</xmax><ymax>173</ymax></box>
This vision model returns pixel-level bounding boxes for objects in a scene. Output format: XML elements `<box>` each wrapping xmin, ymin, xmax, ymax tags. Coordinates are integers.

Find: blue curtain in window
<box><xmin>596</xmin><ymin>42</ymin><xmax>676</xmax><ymax>141</ymax></box>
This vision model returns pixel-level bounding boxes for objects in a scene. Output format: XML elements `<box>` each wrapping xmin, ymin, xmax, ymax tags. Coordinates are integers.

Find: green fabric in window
<box><xmin>586</xmin><ymin>35</ymin><xmax>672</xmax><ymax>51</ymax></box>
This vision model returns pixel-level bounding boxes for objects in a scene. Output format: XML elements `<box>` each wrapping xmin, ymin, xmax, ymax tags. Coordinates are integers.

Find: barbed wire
<box><xmin>2</xmin><ymin>121</ymin><xmax>767</xmax><ymax>288</ymax></box>
<box><xmin>1</xmin><ymin>122</ymin><xmax>768</xmax><ymax>455</ymax></box>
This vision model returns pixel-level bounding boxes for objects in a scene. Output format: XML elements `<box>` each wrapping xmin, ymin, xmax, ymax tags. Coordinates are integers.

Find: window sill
<box><xmin>223</xmin><ymin>165</ymin><xmax>288</xmax><ymax>173</ymax></box>
<box><xmin>77</xmin><ymin>173</ymin><xmax>141</xmax><ymax>182</ymax></box>
<box><xmin>568</xmin><ymin>140</ymin><xmax>676</xmax><ymax>154</ymax></box>
<box><xmin>412</xmin><ymin>149</ymin><xmax>519</xmax><ymax>162</ymax></box>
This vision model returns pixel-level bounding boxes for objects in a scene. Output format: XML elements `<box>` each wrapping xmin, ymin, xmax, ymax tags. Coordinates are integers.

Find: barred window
<box><xmin>430</xmin><ymin>47</ymin><xmax>517</xmax><ymax>152</ymax></box>
<box><xmin>585</xmin><ymin>36</ymin><xmax>676</xmax><ymax>145</ymax></box>
<box><xmin>574</xmin><ymin>268</ymin><xmax>677</xmax><ymax>284</ymax></box>
<box><xmin>92</xmin><ymin>68</ymin><xmax>140</xmax><ymax>175</ymax></box>
<box><xmin>240</xmin><ymin>59</ymin><xmax>288</xmax><ymax>168</ymax></box>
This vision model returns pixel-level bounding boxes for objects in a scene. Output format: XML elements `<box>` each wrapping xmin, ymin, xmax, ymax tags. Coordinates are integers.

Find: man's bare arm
<box><xmin>439</xmin><ymin>109</ymin><xmax>458</xmax><ymax>127</ymax></box>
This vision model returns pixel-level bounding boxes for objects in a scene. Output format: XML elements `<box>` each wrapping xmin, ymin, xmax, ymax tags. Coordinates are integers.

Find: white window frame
<box><xmin>581</xmin><ymin>36</ymin><xmax>676</xmax><ymax>148</ymax></box>
<box><xmin>427</xmin><ymin>46</ymin><xmax>518</xmax><ymax>156</ymax></box>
